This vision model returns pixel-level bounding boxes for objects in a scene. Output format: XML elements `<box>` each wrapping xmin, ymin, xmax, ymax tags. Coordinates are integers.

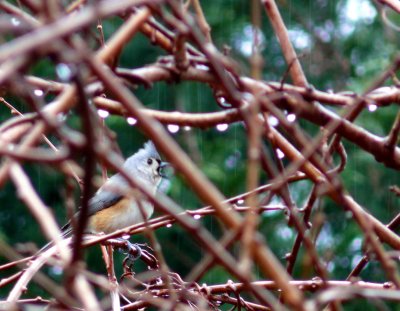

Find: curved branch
<box><xmin>93</xmin><ymin>97</ymin><xmax>241</xmax><ymax>126</ymax></box>
<box><xmin>288</xmin><ymin>98</ymin><xmax>400</xmax><ymax>169</ymax></box>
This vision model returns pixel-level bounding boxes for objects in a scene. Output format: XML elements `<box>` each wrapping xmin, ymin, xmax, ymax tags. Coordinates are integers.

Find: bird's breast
<box><xmin>88</xmin><ymin>198</ymin><xmax>154</xmax><ymax>234</ymax></box>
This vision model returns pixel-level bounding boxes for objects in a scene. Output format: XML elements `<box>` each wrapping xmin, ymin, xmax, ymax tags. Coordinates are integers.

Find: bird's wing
<box><xmin>61</xmin><ymin>179</ymin><xmax>125</xmax><ymax>233</ymax></box>
<box><xmin>87</xmin><ymin>188</ymin><xmax>124</xmax><ymax>216</ymax></box>
<box><xmin>38</xmin><ymin>176</ymin><xmax>128</xmax><ymax>254</ymax></box>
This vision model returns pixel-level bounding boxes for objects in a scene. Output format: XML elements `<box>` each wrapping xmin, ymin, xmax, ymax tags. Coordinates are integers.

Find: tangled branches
<box><xmin>0</xmin><ymin>0</ymin><xmax>399</xmax><ymax>310</ymax></box>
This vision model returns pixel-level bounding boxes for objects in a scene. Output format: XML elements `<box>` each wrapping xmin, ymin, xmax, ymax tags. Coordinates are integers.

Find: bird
<box><xmin>41</xmin><ymin>141</ymin><xmax>169</xmax><ymax>256</ymax></box>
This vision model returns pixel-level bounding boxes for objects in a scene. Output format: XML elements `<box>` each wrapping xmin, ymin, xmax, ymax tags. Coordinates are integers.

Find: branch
<box><xmin>262</xmin><ymin>0</ymin><xmax>308</xmax><ymax>87</ymax></box>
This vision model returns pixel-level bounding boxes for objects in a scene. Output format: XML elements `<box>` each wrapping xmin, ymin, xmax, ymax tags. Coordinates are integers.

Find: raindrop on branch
<box><xmin>367</xmin><ymin>103</ymin><xmax>377</xmax><ymax>112</ymax></box>
<box><xmin>268</xmin><ymin>115</ymin><xmax>279</xmax><ymax>127</ymax></box>
<box><xmin>276</xmin><ymin>148</ymin><xmax>285</xmax><ymax>159</ymax></box>
<box><xmin>33</xmin><ymin>89</ymin><xmax>44</xmax><ymax>97</ymax></box>
<box><xmin>97</xmin><ymin>109</ymin><xmax>109</xmax><ymax>119</ymax></box>
<box><xmin>11</xmin><ymin>17</ymin><xmax>20</xmax><ymax>26</ymax></box>
<box><xmin>286</xmin><ymin>113</ymin><xmax>296</xmax><ymax>123</ymax></box>
<box><xmin>167</xmin><ymin>124</ymin><xmax>180</xmax><ymax>133</ymax></box>
<box><xmin>127</xmin><ymin>117</ymin><xmax>137</xmax><ymax>125</ymax></box>
<box><xmin>216</xmin><ymin>96</ymin><xmax>231</xmax><ymax>108</ymax></box>
<box><xmin>216</xmin><ymin>123</ymin><xmax>228</xmax><ymax>132</ymax></box>
<box><xmin>195</xmin><ymin>64</ymin><xmax>209</xmax><ymax>71</ymax></box>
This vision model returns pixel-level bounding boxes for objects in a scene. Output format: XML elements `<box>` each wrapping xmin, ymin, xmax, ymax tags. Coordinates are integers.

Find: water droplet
<box><xmin>276</xmin><ymin>148</ymin><xmax>285</xmax><ymax>159</ymax></box>
<box><xmin>286</xmin><ymin>113</ymin><xmax>296</xmax><ymax>123</ymax></box>
<box><xmin>56</xmin><ymin>63</ymin><xmax>72</xmax><ymax>82</ymax></box>
<box><xmin>268</xmin><ymin>115</ymin><xmax>279</xmax><ymax>127</ymax></box>
<box><xmin>167</xmin><ymin>124</ymin><xmax>180</xmax><ymax>133</ymax></box>
<box><xmin>183</xmin><ymin>126</ymin><xmax>191</xmax><ymax>131</ymax></box>
<box><xmin>166</xmin><ymin>223</ymin><xmax>172</xmax><ymax>228</ymax></box>
<box><xmin>216</xmin><ymin>96</ymin><xmax>231</xmax><ymax>107</ymax></box>
<box><xmin>196</xmin><ymin>64</ymin><xmax>209</xmax><ymax>70</ymax></box>
<box><xmin>216</xmin><ymin>123</ymin><xmax>228</xmax><ymax>132</ymax></box>
<box><xmin>127</xmin><ymin>117</ymin><xmax>137</xmax><ymax>125</ymax></box>
<box><xmin>383</xmin><ymin>282</ymin><xmax>393</xmax><ymax>289</ymax></box>
<box><xmin>97</xmin><ymin>109</ymin><xmax>109</xmax><ymax>119</ymax></box>
<box><xmin>50</xmin><ymin>266</ymin><xmax>63</xmax><ymax>275</ymax></box>
<box><xmin>242</xmin><ymin>92</ymin><xmax>253</xmax><ymax>102</ymax></box>
<box><xmin>57</xmin><ymin>113</ymin><xmax>66</xmax><ymax>122</ymax></box>
<box><xmin>33</xmin><ymin>89</ymin><xmax>44</xmax><ymax>97</ymax></box>
<box><xmin>237</xmin><ymin>199</ymin><xmax>244</xmax><ymax>205</ymax></box>
<box><xmin>345</xmin><ymin>211</ymin><xmax>353</xmax><ymax>219</ymax></box>
<box><xmin>11</xmin><ymin>17</ymin><xmax>20</xmax><ymax>26</ymax></box>
<box><xmin>368</xmin><ymin>104</ymin><xmax>377</xmax><ymax>112</ymax></box>
<box><xmin>193</xmin><ymin>214</ymin><xmax>201</xmax><ymax>220</ymax></box>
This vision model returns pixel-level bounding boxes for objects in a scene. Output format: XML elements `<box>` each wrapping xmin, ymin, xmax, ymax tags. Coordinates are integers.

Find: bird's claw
<box><xmin>118</xmin><ymin>240</ymin><xmax>142</xmax><ymax>259</ymax></box>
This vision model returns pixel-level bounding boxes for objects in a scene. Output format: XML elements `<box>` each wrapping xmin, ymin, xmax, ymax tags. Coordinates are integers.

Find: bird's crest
<box><xmin>143</xmin><ymin>141</ymin><xmax>161</xmax><ymax>160</ymax></box>
<box><xmin>123</xmin><ymin>141</ymin><xmax>162</xmax><ymax>173</ymax></box>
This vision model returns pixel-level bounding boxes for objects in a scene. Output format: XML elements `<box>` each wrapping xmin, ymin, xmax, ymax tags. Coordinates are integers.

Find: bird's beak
<box><xmin>158</xmin><ymin>162</ymin><xmax>172</xmax><ymax>179</ymax></box>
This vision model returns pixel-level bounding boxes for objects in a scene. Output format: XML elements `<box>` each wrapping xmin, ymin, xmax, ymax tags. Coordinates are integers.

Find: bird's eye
<box><xmin>147</xmin><ymin>158</ymin><xmax>153</xmax><ymax>165</ymax></box>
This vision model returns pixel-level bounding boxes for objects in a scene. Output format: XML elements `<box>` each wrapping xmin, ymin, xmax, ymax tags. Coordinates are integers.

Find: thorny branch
<box><xmin>0</xmin><ymin>0</ymin><xmax>399</xmax><ymax>310</ymax></box>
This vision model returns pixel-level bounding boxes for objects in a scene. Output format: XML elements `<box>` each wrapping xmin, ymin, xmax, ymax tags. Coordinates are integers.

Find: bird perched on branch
<box><xmin>42</xmin><ymin>141</ymin><xmax>169</xmax><ymax>257</ymax></box>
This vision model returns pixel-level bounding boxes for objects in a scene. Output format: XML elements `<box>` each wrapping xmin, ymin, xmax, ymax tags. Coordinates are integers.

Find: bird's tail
<box><xmin>37</xmin><ymin>224</ymin><xmax>72</xmax><ymax>254</ymax></box>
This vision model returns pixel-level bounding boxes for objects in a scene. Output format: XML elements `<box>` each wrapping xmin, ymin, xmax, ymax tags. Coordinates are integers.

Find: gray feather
<box><xmin>123</xmin><ymin>141</ymin><xmax>161</xmax><ymax>170</ymax></box>
<box><xmin>39</xmin><ymin>141</ymin><xmax>161</xmax><ymax>253</ymax></box>
<box><xmin>87</xmin><ymin>190</ymin><xmax>123</xmax><ymax>215</ymax></box>
<box><xmin>60</xmin><ymin>141</ymin><xmax>159</xmax><ymax>231</ymax></box>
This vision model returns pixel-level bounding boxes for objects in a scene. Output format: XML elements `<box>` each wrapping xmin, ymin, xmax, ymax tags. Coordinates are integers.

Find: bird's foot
<box><xmin>115</xmin><ymin>239</ymin><xmax>144</xmax><ymax>270</ymax></box>
<box><xmin>117</xmin><ymin>239</ymin><xmax>142</xmax><ymax>259</ymax></box>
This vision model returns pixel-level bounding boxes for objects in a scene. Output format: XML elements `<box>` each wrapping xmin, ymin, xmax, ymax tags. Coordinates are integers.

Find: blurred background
<box><xmin>1</xmin><ymin>0</ymin><xmax>400</xmax><ymax>309</ymax></box>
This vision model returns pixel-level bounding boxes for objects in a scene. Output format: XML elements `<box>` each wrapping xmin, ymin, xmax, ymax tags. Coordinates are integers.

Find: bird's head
<box><xmin>124</xmin><ymin>141</ymin><xmax>169</xmax><ymax>187</ymax></box>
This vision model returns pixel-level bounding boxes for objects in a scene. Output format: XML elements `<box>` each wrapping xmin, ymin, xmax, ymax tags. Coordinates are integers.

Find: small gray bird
<box><xmin>62</xmin><ymin>141</ymin><xmax>168</xmax><ymax>236</ymax></box>
<box><xmin>39</xmin><ymin>141</ymin><xmax>167</xmax><ymax>258</ymax></box>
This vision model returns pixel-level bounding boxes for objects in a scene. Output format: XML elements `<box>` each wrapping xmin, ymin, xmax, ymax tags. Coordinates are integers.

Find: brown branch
<box><xmin>187</xmin><ymin>0</ymin><xmax>212</xmax><ymax>43</ymax></box>
<box><xmin>0</xmin><ymin>0</ymin><xmax>161</xmax><ymax>64</ymax></box>
<box><xmin>285</xmin><ymin>95</ymin><xmax>400</xmax><ymax>169</ymax></box>
<box><xmin>9</xmin><ymin>164</ymin><xmax>70</xmax><ymax>261</ymax></box>
<box><xmin>1</xmin><ymin>0</ymin><xmax>400</xmax><ymax>308</ymax></box>
<box><xmin>93</xmin><ymin>96</ymin><xmax>242</xmax><ymax>127</ymax></box>
<box><xmin>385</xmin><ymin>110</ymin><xmax>400</xmax><ymax>151</ymax></box>
<box><xmin>0</xmin><ymin>240</ymin><xmax>75</xmax><ymax>306</ymax></box>
<box><xmin>74</xmin><ymin>45</ymin><xmax>287</xmax><ymax>310</ymax></box>
<box><xmin>97</xmin><ymin>8</ymin><xmax>152</xmax><ymax>67</ymax></box>
<box><xmin>262</xmin><ymin>0</ymin><xmax>308</xmax><ymax>87</ymax></box>
<box><xmin>206</xmin><ymin>279</ymin><xmax>396</xmax><ymax>293</ymax></box>
<box><xmin>81</xmin><ymin>43</ymin><xmax>305</xmax><ymax>308</ymax></box>
<box><xmin>377</xmin><ymin>0</ymin><xmax>400</xmax><ymax>14</ymax></box>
